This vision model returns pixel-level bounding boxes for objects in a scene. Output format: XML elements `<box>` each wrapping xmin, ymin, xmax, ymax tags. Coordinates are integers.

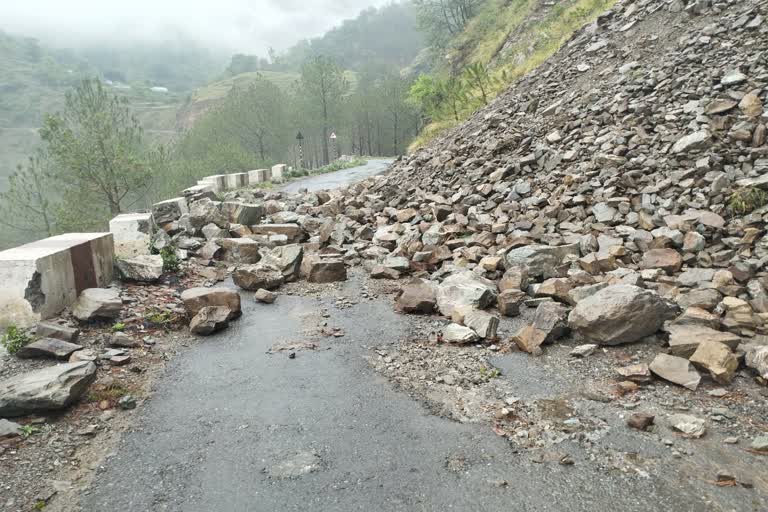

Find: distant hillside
<box><xmin>178</xmin><ymin>70</ymin><xmax>359</xmax><ymax>130</ymax></box>
<box><xmin>0</xmin><ymin>30</ymin><xmax>222</xmax><ymax>190</ymax></box>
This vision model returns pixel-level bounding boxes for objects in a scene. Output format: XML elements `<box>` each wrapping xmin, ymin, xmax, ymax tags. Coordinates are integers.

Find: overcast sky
<box><xmin>0</xmin><ymin>0</ymin><xmax>391</xmax><ymax>54</ymax></box>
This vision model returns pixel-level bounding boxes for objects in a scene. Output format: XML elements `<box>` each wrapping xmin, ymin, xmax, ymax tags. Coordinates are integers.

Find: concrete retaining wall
<box><xmin>0</xmin><ymin>233</ymin><xmax>114</xmax><ymax>328</ymax></box>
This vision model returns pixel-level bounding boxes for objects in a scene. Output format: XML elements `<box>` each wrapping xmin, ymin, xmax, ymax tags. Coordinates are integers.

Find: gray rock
<box><xmin>0</xmin><ymin>419</ymin><xmax>21</xmax><ymax>439</ymax></box>
<box><xmin>109</xmin><ymin>332</ymin><xmax>141</xmax><ymax>348</ymax></box>
<box><xmin>568</xmin><ymin>285</ymin><xmax>669</xmax><ymax>345</ymax></box>
<box><xmin>396</xmin><ymin>279</ymin><xmax>437</xmax><ymax>314</ymax></box>
<box><xmin>259</xmin><ymin>244</ymin><xmax>304</xmax><ymax>282</ymax></box>
<box><xmin>73</xmin><ymin>288</ymin><xmax>122</xmax><ymax>322</ymax></box>
<box><xmin>671</xmin><ymin>130</ymin><xmax>711</xmax><ymax>153</ymax></box>
<box><xmin>254</xmin><ymin>289</ymin><xmax>278</xmax><ymax>304</ymax></box>
<box><xmin>190</xmin><ymin>306</ymin><xmax>231</xmax><ymax>336</ymax></box>
<box><xmin>35</xmin><ymin>322</ymin><xmax>79</xmax><ymax>343</ymax></box>
<box><xmin>301</xmin><ymin>255</ymin><xmax>347</xmax><ymax>283</ymax></box>
<box><xmin>181</xmin><ymin>287</ymin><xmax>242</xmax><ymax>319</ymax></box>
<box><xmin>667</xmin><ymin>324</ymin><xmax>741</xmax><ymax>358</ymax></box>
<box><xmin>463</xmin><ymin>309</ymin><xmax>500</xmax><ymax>339</ymax></box>
<box><xmin>505</xmin><ymin>244</ymin><xmax>579</xmax><ymax>279</ymax></box>
<box><xmin>233</xmin><ymin>265</ymin><xmax>285</xmax><ymax>291</ymax></box>
<box><xmin>0</xmin><ymin>362</ymin><xmax>97</xmax><ymax>417</ymax></box>
<box><xmin>436</xmin><ymin>271</ymin><xmax>497</xmax><ymax>316</ymax></box>
<box><xmin>649</xmin><ymin>353</ymin><xmax>701</xmax><ymax>391</ymax></box>
<box><xmin>17</xmin><ymin>338</ymin><xmax>83</xmax><ymax>360</ymax></box>
<box><xmin>116</xmin><ymin>255</ymin><xmax>164</xmax><ymax>282</ymax></box>
<box><xmin>443</xmin><ymin>323</ymin><xmax>479</xmax><ymax>344</ymax></box>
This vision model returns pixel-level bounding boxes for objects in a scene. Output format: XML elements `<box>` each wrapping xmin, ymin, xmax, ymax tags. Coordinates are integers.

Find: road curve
<box><xmin>280</xmin><ymin>158</ymin><xmax>394</xmax><ymax>194</ymax></box>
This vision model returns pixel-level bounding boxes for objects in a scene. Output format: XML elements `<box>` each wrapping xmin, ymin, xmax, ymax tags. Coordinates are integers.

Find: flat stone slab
<box><xmin>17</xmin><ymin>338</ymin><xmax>84</xmax><ymax>359</ymax></box>
<box><xmin>0</xmin><ymin>361</ymin><xmax>97</xmax><ymax>417</ymax></box>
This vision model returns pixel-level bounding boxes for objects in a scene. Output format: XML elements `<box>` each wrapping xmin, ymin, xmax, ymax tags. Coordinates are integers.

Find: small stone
<box><xmin>669</xmin><ymin>414</ymin><xmax>706</xmax><ymax>438</ymax></box>
<box><xmin>442</xmin><ymin>324</ymin><xmax>479</xmax><ymax>344</ymax></box>
<box><xmin>627</xmin><ymin>413</ymin><xmax>655</xmax><ymax>431</ymax></box>
<box><xmin>750</xmin><ymin>436</ymin><xmax>768</xmax><ymax>452</ymax></box>
<box><xmin>570</xmin><ymin>344</ymin><xmax>597</xmax><ymax>357</ymax></box>
<box><xmin>118</xmin><ymin>395</ymin><xmax>137</xmax><ymax>410</ymax></box>
<box><xmin>255</xmin><ymin>289</ymin><xmax>278</xmax><ymax>304</ymax></box>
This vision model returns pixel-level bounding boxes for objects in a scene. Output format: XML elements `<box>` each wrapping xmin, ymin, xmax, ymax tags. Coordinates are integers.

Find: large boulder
<box><xmin>217</xmin><ymin>238</ymin><xmax>261</xmax><ymax>264</ymax></box>
<box><xmin>73</xmin><ymin>288</ymin><xmax>122</xmax><ymax>322</ymax></box>
<box><xmin>221</xmin><ymin>201</ymin><xmax>264</xmax><ymax>225</ymax></box>
<box><xmin>190</xmin><ymin>306</ymin><xmax>232</xmax><ymax>336</ymax></box>
<box><xmin>504</xmin><ymin>244</ymin><xmax>579</xmax><ymax>279</ymax></box>
<box><xmin>513</xmin><ymin>302</ymin><xmax>569</xmax><ymax>355</ymax></box>
<box><xmin>568</xmin><ymin>285</ymin><xmax>669</xmax><ymax>345</ymax></box>
<box><xmin>232</xmin><ymin>266</ymin><xmax>285</xmax><ymax>291</ymax></box>
<box><xmin>181</xmin><ymin>287</ymin><xmax>242</xmax><ymax>319</ymax></box>
<box><xmin>0</xmin><ymin>362</ymin><xmax>97</xmax><ymax>417</ymax></box>
<box><xmin>396</xmin><ymin>279</ymin><xmax>437</xmax><ymax>314</ymax></box>
<box><xmin>259</xmin><ymin>244</ymin><xmax>304</xmax><ymax>282</ymax></box>
<box><xmin>301</xmin><ymin>255</ymin><xmax>347</xmax><ymax>283</ymax></box>
<box><xmin>116</xmin><ymin>255</ymin><xmax>164</xmax><ymax>282</ymax></box>
<box><xmin>436</xmin><ymin>271</ymin><xmax>497</xmax><ymax>317</ymax></box>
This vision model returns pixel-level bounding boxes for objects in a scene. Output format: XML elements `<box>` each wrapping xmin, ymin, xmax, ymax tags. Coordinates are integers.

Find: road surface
<box><xmin>78</xmin><ymin>163</ymin><xmax>763</xmax><ymax>511</ymax></box>
<box><xmin>281</xmin><ymin>158</ymin><xmax>394</xmax><ymax>194</ymax></box>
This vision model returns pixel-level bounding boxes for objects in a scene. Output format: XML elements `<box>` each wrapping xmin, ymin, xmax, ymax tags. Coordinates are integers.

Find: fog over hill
<box><xmin>0</xmin><ymin>0</ymin><xmax>393</xmax><ymax>55</ymax></box>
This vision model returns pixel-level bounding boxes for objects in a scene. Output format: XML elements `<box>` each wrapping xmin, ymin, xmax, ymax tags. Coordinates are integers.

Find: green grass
<box><xmin>412</xmin><ymin>0</ymin><xmax>616</xmax><ymax>150</ymax></box>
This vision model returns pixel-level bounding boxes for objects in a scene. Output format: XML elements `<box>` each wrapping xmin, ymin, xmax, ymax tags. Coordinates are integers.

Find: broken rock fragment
<box><xmin>649</xmin><ymin>353</ymin><xmax>701</xmax><ymax>391</ymax></box>
<box><xmin>689</xmin><ymin>340</ymin><xmax>739</xmax><ymax>385</ymax></box>
<box><xmin>568</xmin><ymin>285</ymin><xmax>669</xmax><ymax>345</ymax></box>
<box><xmin>436</xmin><ymin>271</ymin><xmax>497</xmax><ymax>317</ymax></box>
<box><xmin>396</xmin><ymin>279</ymin><xmax>437</xmax><ymax>314</ymax></box>
<box><xmin>115</xmin><ymin>255</ymin><xmax>164</xmax><ymax>282</ymax></box>
<box><xmin>232</xmin><ymin>265</ymin><xmax>285</xmax><ymax>291</ymax></box>
<box><xmin>73</xmin><ymin>288</ymin><xmax>122</xmax><ymax>322</ymax></box>
<box><xmin>442</xmin><ymin>323</ymin><xmax>479</xmax><ymax>344</ymax></box>
<box><xmin>190</xmin><ymin>306</ymin><xmax>232</xmax><ymax>336</ymax></box>
<box><xmin>0</xmin><ymin>362</ymin><xmax>97</xmax><ymax>417</ymax></box>
<box><xmin>181</xmin><ymin>287</ymin><xmax>242</xmax><ymax>319</ymax></box>
<box><xmin>17</xmin><ymin>338</ymin><xmax>83</xmax><ymax>360</ymax></box>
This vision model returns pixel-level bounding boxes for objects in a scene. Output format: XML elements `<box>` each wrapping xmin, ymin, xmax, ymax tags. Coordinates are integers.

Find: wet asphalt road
<box><xmin>79</xmin><ymin>163</ymin><xmax>763</xmax><ymax>511</ymax></box>
<box><xmin>280</xmin><ymin>158</ymin><xmax>394</xmax><ymax>194</ymax></box>
<box><xmin>80</xmin><ymin>275</ymin><xmax>760</xmax><ymax>512</ymax></box>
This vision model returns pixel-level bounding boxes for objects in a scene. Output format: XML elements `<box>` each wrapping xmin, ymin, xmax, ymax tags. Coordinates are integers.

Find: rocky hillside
<box><xmin>169</xmin><ymin>0</ymin><xmax>767</xmax><ymax>387</ymax></box>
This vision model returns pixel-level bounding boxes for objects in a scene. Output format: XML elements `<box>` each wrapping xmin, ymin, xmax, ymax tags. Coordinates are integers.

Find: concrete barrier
<box><xmin>226</xmin><ymin>173</ymin><xmax>248</xmax><ymax>190</ymax></box>
<box><xmin>200</xmin><ymin>175</ymin><xmax>227</xmax><ymax>193</ymax></box>
<box><xmin>109</xmin><ymin>213</ymin><xmax>153</xmax><ymax>258</ymax></box>
<box><xmin>271</xmin><ymin>164</ymin><xmax>287</xmax><ymax>181</ymax></box>
<box><xmin>248</xmin><ymin>169</ymin><xmax>269</xmax><ymax>184</ymax></box>
<box><xmin>0</xmin><ymin>233</ymin><xmax>114</xmax><ymax>328</ymax></box>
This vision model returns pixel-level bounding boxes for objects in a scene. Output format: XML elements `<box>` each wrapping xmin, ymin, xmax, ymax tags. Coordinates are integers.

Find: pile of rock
<box><xmin>131</xmin><ymin>0</ymin><xmax>767</xmax><ymax>390</ymax></box>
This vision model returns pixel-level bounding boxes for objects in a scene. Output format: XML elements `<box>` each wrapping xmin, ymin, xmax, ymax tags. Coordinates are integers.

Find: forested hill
<box><xmin>226</xmin><ymin>2</ymin><xmax>425</xmax><ymax>75</ymax></box>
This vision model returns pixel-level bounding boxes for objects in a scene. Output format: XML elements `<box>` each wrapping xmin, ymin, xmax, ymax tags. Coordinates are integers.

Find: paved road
<box><xmin>280</xmin><ymin>158</ymin><xmax>394</xmax><ymax>194</ymax></box>
<box><xmin>80</xmin><ymin>274</ymin><xmax>756</xmax><ymax>512</ymax></box>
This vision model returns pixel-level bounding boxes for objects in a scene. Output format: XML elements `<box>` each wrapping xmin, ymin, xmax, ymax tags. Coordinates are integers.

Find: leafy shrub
<box><xmin>729</xmin><ymin>187</ymin><xmax>768</xmax><ymax>216</ymax></box>
<box><xmin>160</xmin><ymin>246</ymin><xmax>180</xmax><ymax>273</ymax></box>
<box><xmin>1</xmin><ymin>325</ymin><xmax>32</xmax><ymax>355</ymax></box>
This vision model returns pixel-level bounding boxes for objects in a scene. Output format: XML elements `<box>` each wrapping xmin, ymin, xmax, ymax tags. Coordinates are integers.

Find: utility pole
<box><xmin>295</xmin><ymin>131</ymin><xmax>304</xmax><ymax>169</ymax></box>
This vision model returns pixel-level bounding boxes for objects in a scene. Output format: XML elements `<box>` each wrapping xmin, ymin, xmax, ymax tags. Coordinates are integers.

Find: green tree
<box><xmin>414</xmin><ymin>0</ymin><xmax>482</xmax><ymax>47</ymax></box>
<box><xmin>463</xmin><ymin>62</ymin><xmax>495</xmax><ymax>106</ymax></box>
<box><xmin>40</xmin><ymin>78</ymin><xmax>152</xmax><ymax>217</ymax></box>
<box><xmin>300</xmin><ymin>56</ymin><xmax>349</xmax><ymax>165</ymax></box>
<box><xmin>0</xmin><ymin>151</ymin><xmax>58</xmax><ymax>238</ymax></box>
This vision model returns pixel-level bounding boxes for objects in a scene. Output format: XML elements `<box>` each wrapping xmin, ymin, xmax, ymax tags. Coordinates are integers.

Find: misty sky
<box><xmin>0</xmin><ymin>0</ymin><xmax>391</xmax><ymax>54</ymax></box>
